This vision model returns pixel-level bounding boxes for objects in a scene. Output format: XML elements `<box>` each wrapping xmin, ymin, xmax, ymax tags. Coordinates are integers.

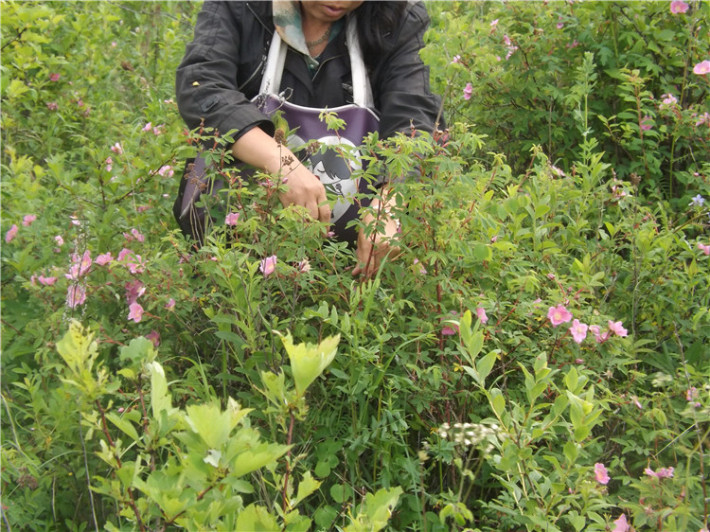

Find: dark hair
<box><xmin>354</xmin><ymin>1</ymin><xmax>408</xmax><ymax>59</ymax></box>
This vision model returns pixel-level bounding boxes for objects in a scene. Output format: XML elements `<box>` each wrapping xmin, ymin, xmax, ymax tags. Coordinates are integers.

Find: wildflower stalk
<box><xmin>674</xmin><ymin>323</ymin><xmax>709</xmax><ymax>525</ymax></box>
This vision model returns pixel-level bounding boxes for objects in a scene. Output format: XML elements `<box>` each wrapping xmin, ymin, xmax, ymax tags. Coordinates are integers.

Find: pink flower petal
<box><xmin>612</xmin><ymin>513</ymin><xmax>630</xmax><ymax>532</ymax></box>
<box><xmin>22</xmin><ymin>214</ymin><xmax>37</xmax><ymax>227</ymax></box>
<box><xmin>594</xmin><ymin>462</ymin><xmax>610</xmax><ymax>485</ymax></box>
<box><xmin>260</xmin><ymin>255</ymin><xmax>277</xmax><ymax>277</ymax></box>
<box><xmin>5</xmin><ymin>224</ymin><xmax>18</xmax><ymax>243</ymax></box>
<box><xmin>127</xmin><ymin>302</ymin><xmax>144</xmax><ymax>323</ymax></box>
<box><xmin>547</xmin><ymin>305</ymin><xmax>572</xmax><ymax>327</ymax></box>
<box><xmin>693</xmin><ymin>60</ymin><xmax>710</xmax><ymax>75</ymax></box>
<box><xmin>569</xmin><ymin>319</ymin><xmax>588</xmax><ymax>344</ymax></box>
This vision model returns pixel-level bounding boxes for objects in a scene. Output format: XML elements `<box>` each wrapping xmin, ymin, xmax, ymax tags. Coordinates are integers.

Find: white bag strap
<box><xmin>259</xmin><ymin>30</ymin><xmax>288</xmax><ymax>96</ymax></box>
<box><xmin>345</xmin><ymin>17</ymin><xmax>373</xmax><ymax>108</ymax></box>
<box><xmin>259</xmin><ymin>16</ymin><xmax>373</xmax><ymax>108</ymax></box>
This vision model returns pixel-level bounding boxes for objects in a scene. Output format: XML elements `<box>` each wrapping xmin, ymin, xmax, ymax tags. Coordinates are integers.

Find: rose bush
<box><xmin>2</xmin><ymin>1</ymin><xmax>708</xmax><ymax>531</ymax></box>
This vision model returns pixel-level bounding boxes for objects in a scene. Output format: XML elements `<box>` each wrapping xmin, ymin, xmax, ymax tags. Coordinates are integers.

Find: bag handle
<box><xmin>259</xmin><ymin>16</ymin><xmax>373</xmax><ymax>108</ymax></box>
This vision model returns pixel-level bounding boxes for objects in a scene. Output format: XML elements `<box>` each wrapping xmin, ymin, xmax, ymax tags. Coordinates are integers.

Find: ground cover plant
<box><xmin>1</xmin><ymin>1</ymin><xmax>709</xmax><ymax>531</ymax></box>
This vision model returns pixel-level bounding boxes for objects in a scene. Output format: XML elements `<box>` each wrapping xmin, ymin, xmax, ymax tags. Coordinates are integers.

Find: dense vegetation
<box><xmin>2</xmin><ymin>1</ymin><xmax>708</xmax><ymax>530</ymax></box>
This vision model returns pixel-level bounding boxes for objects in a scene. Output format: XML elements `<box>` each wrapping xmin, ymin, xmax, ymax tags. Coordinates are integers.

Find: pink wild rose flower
<box><xmin>645</xmin><ymin>466</ymin><xmax>674</xmax><ymax>479</ymax></box>
<box><xmin>260</xmin><ymin>255</ymin><xmax>277</xmax><ymax>277</ymax></box>
<box><xmin>145</xmin><ymin>330</ymin><xmax>160</xmax><ymax>347</ymax></box>
<box><xmin>661</xmin><ymin>93</ymin><xmax>678</xmax><ymax>106</ymax></box>
<box><xmin>125</xmin><ymin>279</ymin><xmax>146</xmax><ymax>305</ymax></box>
<box><xmin>463</xmin><ymin>82</ymin><xmax>473</xmax><ymax>100</ymax></box>
<box><xmin>569</xmin><ymin>319</ymin><xmax>588</xmax><ymax>344</ymax></box>
<box><xmin>698</xmin><ymin>242</ymin><xmax>710</xmax><ymax>255</ymax></box>
<box><xmin>693</xmin><ymin>60</ymin><xmax>710</xmax><ymax>75</ymax></box>
<box><xmin>441</xmin><ymin>325</ymin><xmax>458</xmax><ymax>336</ymax></box>
<box><xmin>608</xmin><ymin>320</ymin><xmax>628</xmax><ymax>337</ymax></box>
<box><xmin>22</xmin><ymin>214</ymin><xmax>37</xmax><ymax>227</ymax></box>
<box><xmin>612</xmin><ymin>514</ymin><xmax>630</xmax><ymax>532</ymax></box>
<box><xmin>476</xmin><ymin>306</ymin><xmax>489</xmax><ymax>324</ymax></box>
<box><xmin>670</xmin><ymin>0</ymin><xmax>689</xmax><ymax>14</ymax></box>
<box><xmin>128</xmin><ymin>302</ymin><xmax>144</xmax><ymax>323</ymax></box>
<box><xmin>66</xmin><ymin>250</ymin><xmax>92</xmax><ymax>280</ymax></box>
<box><xmin>66</xmin><ymin>285</ymin><xmax>87</xmax><ymax>309</ymax></box>
<box><xmin>589</xmin><ymin>324</ymin><xmax>611</xmax><ymax>343</ymax></box>
<box><xmin>37</xmin><ymin>275</ymin><xmax>58</xmax><ymax>286</ymax></box>
<box><xmin>297</xmin><ymin>258</ymin><xmax>311</xmax><ymax>273</ymax></box>
<box><xmin>95</xmin><ymin>252</ymin><xmax>113</xmax><ymax>265</ymax></box>
<box><xmin>5</xmin><ymin>224</ymin><xmax>18</xmax><ymax>243</ymax></box>
<box><xmin>130</xmin><ymin>228</ymin><xmax>145</xmax><ymax>242</ymax></box>
<box><xmin>441</xmin><ymin>311</ymin><xmax>459</xmax><ymax>336</ymax></box>
<box><xmin>158</xmin><ymin>165</ymin><xmax>174</xmax><ymax>178</ymax></box>
<box><xmin>547</xmin><ymin>304</ymin><xmax>573</xmax><ymax>326</ymax></box>
<box><xmin>225</xmin><ymin>212</ymin><xmax>240</xmax><ymax>226</ymax></box>
<box><xmin>594</xmin><ymin>463</ymin><xmax>610</xmax><ymax>485</ymax></box>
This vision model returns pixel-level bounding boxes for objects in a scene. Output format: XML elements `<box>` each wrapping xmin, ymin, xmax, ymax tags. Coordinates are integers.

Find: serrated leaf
<box><xmin>290</xmin><ymin>471</ymin><xmax>321</xmax><ymax>508</ymax></box>
<box><xmin>106</xmin><ymin>411</ymin><xmax>139</xmax><ymax>442</ymax></box>
<box><xmin>148</xmin><ymin>362</ymin><xmax>172</xmax><ymax>419</ymax></box>
<box><xmin>280</xmin><ymin>332</ymin><xmax>339</xmax><ymax>397</ymax></box>
<box><xmin>236</xmin><ymin>504</ymin><xmax>279</xmax><ymax>531</ymax></box>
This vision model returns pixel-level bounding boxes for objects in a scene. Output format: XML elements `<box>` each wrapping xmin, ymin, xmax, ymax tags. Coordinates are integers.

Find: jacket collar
<box><xmin>272</xmin><ymin>1</ymin><xmax>345</xmax><ymax>69</ymax></box>
<box><xmin>272</xmin><ymin>1</ymin><xmax>312</xmax><ymax>59</ymax></box>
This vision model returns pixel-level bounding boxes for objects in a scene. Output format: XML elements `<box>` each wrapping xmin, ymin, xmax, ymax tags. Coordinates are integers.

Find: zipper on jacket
<box><xmin>311</xmin><ymin>54</ymin><xmax>343</xmax><ymax>84</ymax></box>
<box><xmin>238</xmin><ymin>53</ymin><xmax>267</xmax><ymax>92</ymax></box>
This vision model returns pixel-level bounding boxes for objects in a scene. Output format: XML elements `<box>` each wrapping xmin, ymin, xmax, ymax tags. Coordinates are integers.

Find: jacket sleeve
<box><xmin>373</xmin><ymin>1</ymin><xmax>444</xmax><ymax>139</ymax></box>
<box><xmin>175</xmin><ymin>1</ymin><xmax>275</xmax><ymax>139</ymax></box>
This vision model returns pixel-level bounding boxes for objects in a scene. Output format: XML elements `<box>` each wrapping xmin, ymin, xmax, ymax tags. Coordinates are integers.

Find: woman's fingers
<box><xmin>317</xmin><ymin>196</ymin><xmax>331</xmax><ymax>223</ymax></box>
<box><xmin>279</xmin><ymin>165</ymin><xmax>332</xmax><ymax>222</ymax></box>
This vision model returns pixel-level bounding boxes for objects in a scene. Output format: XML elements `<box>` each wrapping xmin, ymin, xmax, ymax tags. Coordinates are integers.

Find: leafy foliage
<box><xmin>2</xmin><ymin>1</ymin><xmax>709</xmax><ymax>531</ymax></box>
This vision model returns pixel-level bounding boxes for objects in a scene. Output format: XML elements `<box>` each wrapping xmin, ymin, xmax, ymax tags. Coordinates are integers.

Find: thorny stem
<box><xmin>78</xmin><ymin>414</ymin><xmax>99</xmax><ymax>532</ymax></box>
<box><xmin>136</xmin><ymin>377</ymin><xmax>155</xmax><ymax>472</ymax></box>
<box><xmin>282</xmin><ymin>410</ymin><xmax>296</xmax><ymax>514</ymax></box>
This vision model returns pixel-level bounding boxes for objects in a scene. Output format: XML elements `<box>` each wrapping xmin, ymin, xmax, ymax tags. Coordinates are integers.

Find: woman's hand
<box><xmin>231</xmin><ymin>127</ymin><xmax>331</xmax><ymax>223</ymax></box>
<box><xmin>277</xmin><ymin>163</ymin><xmax>331</xmax><ymax>223</ymax></box>
<box><xmin>352</xmin><ymin>191</ymin><xmax>401</xmax><ymax>278</ymax></box>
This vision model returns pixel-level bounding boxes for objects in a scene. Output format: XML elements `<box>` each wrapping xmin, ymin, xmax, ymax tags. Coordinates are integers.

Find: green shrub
<box><xmin>2</xmin><ymin>1</ymin><xmax>709</xmax><ymax>531</ymax></box>
<box><xmin>424</xmin><ymin>0</ymin><xmax>710</xmax><ymax>204</ymax></box>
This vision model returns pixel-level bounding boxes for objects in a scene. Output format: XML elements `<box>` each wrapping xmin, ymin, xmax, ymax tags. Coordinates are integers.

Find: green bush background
<box><xmin>2</xmin><ymin>1</ymin><xmax>709</xmax><ymax>531</ymax></box>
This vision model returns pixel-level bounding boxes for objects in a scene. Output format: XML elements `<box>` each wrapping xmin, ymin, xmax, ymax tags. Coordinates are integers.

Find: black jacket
<box><xmin>175</xmin><ymin>0</ymin><xmax>443</xmax><ymax>142</ymax></box>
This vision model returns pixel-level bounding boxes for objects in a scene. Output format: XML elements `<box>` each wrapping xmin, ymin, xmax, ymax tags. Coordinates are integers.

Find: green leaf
<box><xmin>185</xmin><ymin>402</ymin><xmax>231</xmax><ymax>449</ymax></box>
<box><xmin>459</xmin><ymin>310</ymin><xmax>484</xmax><ymax>365</ymax></box>
<box><xmin>236</xmin><ymin>504</ymin><xmax>279</xmax><ymax>531</ymax></box>
<box><xmin>345</xmin><ymin>486</ymin><xmax>403</xmax><ymax>532</ymax></box>
<box><xmin>56</xmin><ymin>320</ymin><xmax>98</xmax><ymax>375</ymax></box>
<box><xmin>231</xmin><ymin>442</ymin><xmax>290</xmax><ymax>478</ymax></box>
<box><xmin>563</xmin><ymin>440</ymin><xmax>578</xmax><ymax>464</ymax></box>
<box><xmin>119</xmin><ymin>337</ymin><xmax>156</xmax><ymax>369</ymax></box>
<box><xmin>290</xmin><ymin>471</ymin><xmax>321</xmax><ymax>508</ymax></box>
<box><xmin>477</xmin><ymin>351</ymin><xmax>499</xmax><ymax>385</ymax></box>
<box><xmin>280</xmin><ymin>332</ymin><xmax>340</xmax><ymax>397</ymax></box>
<box><xmin>491</xmin><ymin>390</ymin><xmax>506</xmax><ymax>418</ymax></box>
<box><xmin>148</xmin><ymin>362</ymin><xmax>172</xmax><ymax>419</ymax></box>
<box><xmin>106</xmin><ymin>411</ymin><xmax>139</xmax><ymax>442</ymax></box>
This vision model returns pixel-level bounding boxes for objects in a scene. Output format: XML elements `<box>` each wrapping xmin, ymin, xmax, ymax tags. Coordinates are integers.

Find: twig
<box><xmin>78</xmin><ymin>413</ymin><xmax>100</xmax><ymax>532</ymax></box>
<box><xmin>281</xmin><ymin>411</ymin><xmax>296</xmax><ymax>514</ymax></box>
